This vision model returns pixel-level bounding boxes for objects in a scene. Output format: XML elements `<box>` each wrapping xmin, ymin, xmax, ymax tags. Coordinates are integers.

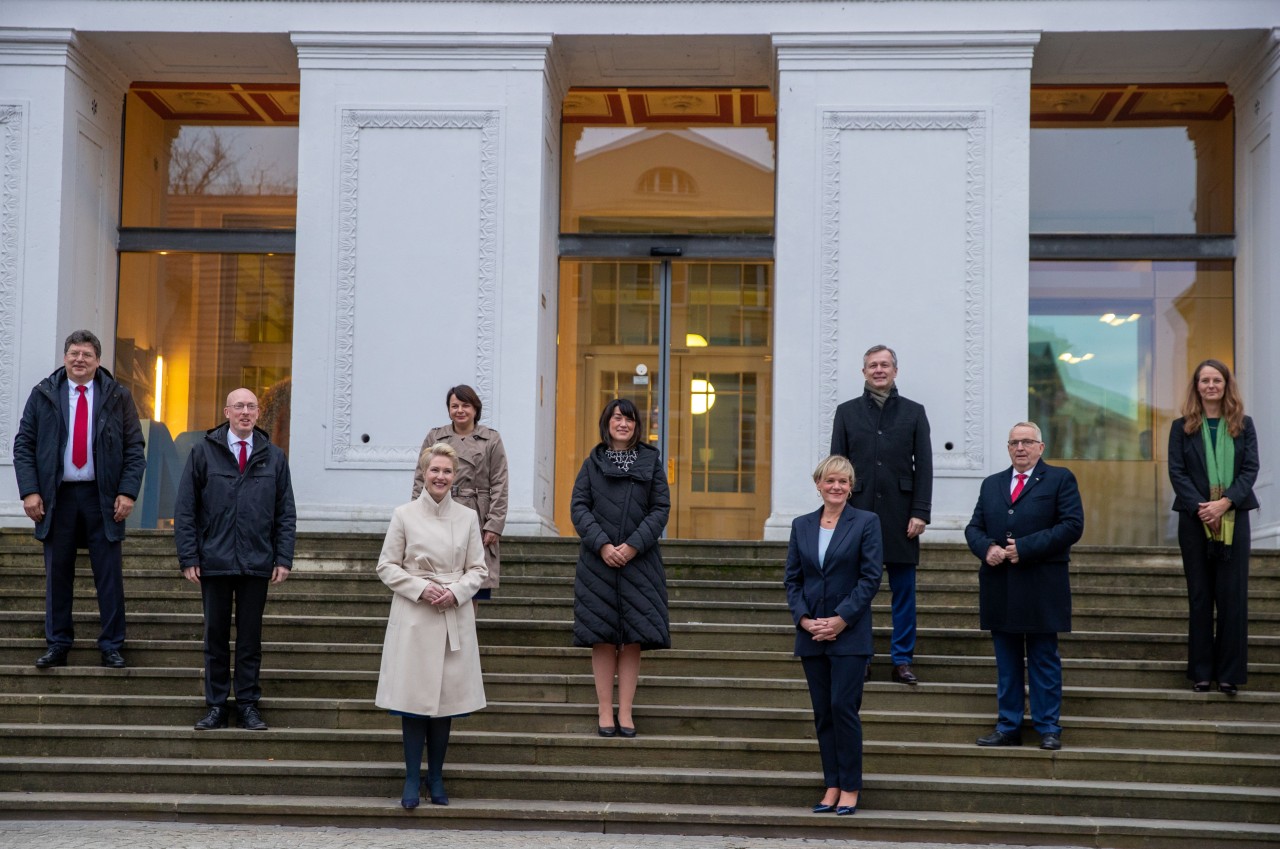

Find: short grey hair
<box><xmin>862</xmin><ymin>345</ymin><xmax>897</xmax><ymax>368</ymax></box>
<box><xmin>1009</xmin><ymin>421</ymin><xmax>1043</xmax><ymax>442</ymax></box>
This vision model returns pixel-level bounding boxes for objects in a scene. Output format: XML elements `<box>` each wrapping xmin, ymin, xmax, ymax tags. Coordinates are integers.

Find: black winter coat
<box><xmin>13</xmin><ymin>366</ymin><xmax>146</xmax><ymax>543</ymax></box>
<box><xmin>570</xmin><ymin>442</ymin><xmax>671</xmax><ymax>650</ymax></box>
<box><xmin>174</xmin><ymin>424</ymin><xmax>296</xmax><ymax>577</ymax></box>
<box><xmin>830</xmin><ymin>386</ymin><xmax>932</xmax><ymax>564</ymax></box>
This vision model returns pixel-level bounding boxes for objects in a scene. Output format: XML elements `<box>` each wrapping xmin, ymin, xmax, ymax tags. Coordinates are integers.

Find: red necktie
<box><xmin>1011</xmin><ymin>473</ymin><xmax>1027</xmax><ymax>502</ymax></box>
<box><xmin>237</xmin><ymin>440</ymin><xmax>248</xmax><ymax>474</ymax></box>
<box><xmin>72</xmin><ymin>386</ymin><xmax>88</xmax><ymax>469</ymax></box>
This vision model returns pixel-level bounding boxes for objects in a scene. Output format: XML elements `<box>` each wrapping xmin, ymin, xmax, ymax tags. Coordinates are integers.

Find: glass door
<box><xmin>554</xmin><ymin>259</ymin><xmax>772</xmax><ymax>539</ymax></box>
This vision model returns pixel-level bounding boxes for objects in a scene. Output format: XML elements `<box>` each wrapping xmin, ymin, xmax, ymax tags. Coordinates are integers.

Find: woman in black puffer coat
<box><xmin>571</xmin><ymin>398</ymin><xmax>670</xmax><ymax>739</ymax></box>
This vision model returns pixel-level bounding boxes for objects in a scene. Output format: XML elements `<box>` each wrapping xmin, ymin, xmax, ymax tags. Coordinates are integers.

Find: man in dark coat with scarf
<box><xmin>965</xmin><ymin>421</ymin><xmax>1083</xmax><ymax>752</ymax></box>
<box><xmin>13</xmin><ymin>330</ymin><xmax>146</xmax><ymax>670</ymax></box>
<box><xmin>830</xmin><ymin>344</ymin><xmax>932</xmax><ymax>685</ymax></box>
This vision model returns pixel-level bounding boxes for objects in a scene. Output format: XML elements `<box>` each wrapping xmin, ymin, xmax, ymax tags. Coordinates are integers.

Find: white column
<box><xmin>1231</xmin><ymin>29</ymin><xmax>1280</xmax><ymax>547</ymax></box>
<box><xmin>290</xmin><ymin>33</ymin><xmax>563</xmax><ymax>534</ymax></box>
<box><xmin>766</xmin><ymin>32</ymin><xmax>1038</xmax><ymax>541</ymax></box>
<box><xmin>0</xmin><ymin>29</ymin><xmax>124</xmax><ymax>526</ymax></box>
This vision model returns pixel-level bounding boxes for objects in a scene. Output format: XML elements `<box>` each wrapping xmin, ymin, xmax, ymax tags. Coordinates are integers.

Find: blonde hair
<box><xmin>812</xmin><ymin>454</ymin><xmax>855</xmax><ymax>486</ymax></box>
<box><xmin>418</xmin><ymin>441</ymin><xmax>458</xmax><ymax>471</ymax></box>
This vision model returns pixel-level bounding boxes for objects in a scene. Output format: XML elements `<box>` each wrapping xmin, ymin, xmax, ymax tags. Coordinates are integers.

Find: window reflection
<box><xmin>1029</xmin><ymin>261</ymin><xmax>1233</xmax><ymax>545</ymax></box>
<box><xmin>1030</xmin><ymin>85</ymin><xmax>1233</xmax><ymax>234</ymax></box>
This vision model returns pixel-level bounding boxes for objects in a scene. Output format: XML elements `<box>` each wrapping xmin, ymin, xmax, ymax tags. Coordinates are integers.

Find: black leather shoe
<box><xmin>812</xmin><ymin>802</ymin><xmax>836</xmax><ymax>814</ymax></box>
<box><xmin>35</xmin><ymin>646</ymin><xmax>69</xmax><ymax>669</ymax></box>
<box><xmin>597</xmin><ymin>726</ymin><xmax>617</xmax><ymax>737</ymax></box>
<box><xmin>892</xmin><ymin>664</ymin><xmax>918</xmax><ymax>685</ymax></box>
<box><xmin>237</xmin><ymin>703</ymin><xmax>268</xmax><ymax>731</ymax></box>
<box><xmin>194</xmin><ymin>706</ymin><xmax>229</xmax><ymax>730</ymax></box>
<box><xmin>617</xmin><ymin>726</ymin><xmax>637</xmax><ymax>738</ymax></box>
<box><xmin>1192</xmin><ymin>681</ymin><xmax>1211</xmax><ymax>693</ymax></box>
<box><xmin>1218</xmin><ymin>682</ymin><xmax>1238</xmax><ymax>696</ymax></box>
<box><xmin>976</xmin><ymin>729</ymin><xmax>1022</xmax><ymax>747</ymax></box>
<box><xmin>836</xmin><ymin>804</ymin><xmax>858</xmax><ymax>816</ymax></box>
<box><xmin>100</xmin><ymin>649</ymin><xmax>126</xmax><ymax>669</ymax></box>
<box><xmin>1039</xmin><ymin>733</ymin><xmax>1062</xmax><ymax>751</ymax></box>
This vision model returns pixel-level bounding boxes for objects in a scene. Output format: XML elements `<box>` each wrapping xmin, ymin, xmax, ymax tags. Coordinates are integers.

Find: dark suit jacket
<box><xmin>965</xmin><ymin>460</ymin><xmax>1083</xmax><ymax>634</ymax></box>
<box><xmin>1168</xmin><ymin>416</ymin><xmax>1259</xmax><ymax>515</ymax></box>
<box><xmin>784</xmin><ymin>504</ymin><xmax>883</xmax><ymax>656</ymax></box>
<box><xmin>12</xmin><ymin>365</ymin><xmax>146</xmax><ymax>542</ymax></box>
<box><xmin>830</xmin><ymin>386</ymin><xmax>932</xmax><ymax>564</ymax></box>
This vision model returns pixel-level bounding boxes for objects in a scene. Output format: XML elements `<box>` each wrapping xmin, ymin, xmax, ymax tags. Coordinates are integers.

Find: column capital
<box><xmin>0</xmin><ymin>28</ymin><xmax>75</xmax><ymax>66</ymax></box>
<box><xmin>293</xmin><ymin>32</ymin><xmax>555</xmax><ymax>72</ymax></box>
<box><xmin>773</xmin><ymin>31</ymin><xmax>1039</xmax><ymax>72</ymax></box>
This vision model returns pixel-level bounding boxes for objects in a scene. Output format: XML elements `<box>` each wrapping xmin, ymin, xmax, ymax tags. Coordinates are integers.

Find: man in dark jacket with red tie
<box><xmin>965</xmin><ymin>421</ymin><xmax>1083</xmax><ymax>752</ymax></box>
<box><xmin>13</xmin><ymin>330</ymin><xmax>146</xmax><ymax>670</ymax></box>
<box><xmin>175</xmin><ymin>387</ymin><xmax>296</xmax><ymax>732</ymax></box>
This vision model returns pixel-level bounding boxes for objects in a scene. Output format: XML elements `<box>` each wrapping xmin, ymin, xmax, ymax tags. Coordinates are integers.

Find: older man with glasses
<box><xmin>964</xmin><ymin>422</ymin><xmax>1083</xmax><ymax>752</ymax></box>
<box><xmin>175</xmin><ymin>387</ymin><xmax>296</xmax><ymax>731</ymax></box>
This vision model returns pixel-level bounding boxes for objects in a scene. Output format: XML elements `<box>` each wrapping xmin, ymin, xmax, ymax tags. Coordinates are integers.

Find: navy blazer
<box><xmin>965</xmin><ymin>460</ymin><xmax>1083</xmax><ymax>634</ymax></box>
<box><xmin>1168</xmin><ymin>416</ymin><xmax>1260</xmax><ymax>514</ymax></box>
<box><xmin>783</xmin><ymin>504</ymin><xmax>883</xmax><ymax>656</ymax></box>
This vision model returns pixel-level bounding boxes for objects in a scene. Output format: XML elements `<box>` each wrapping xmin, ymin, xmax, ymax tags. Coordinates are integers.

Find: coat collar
<box><xmin>1006</xmin><ymin>460</ymin><xmax>1048</xmax><ymax>504</ymax></box>
<box><xmin>416</xmin><ymin>489</ymin><xmax>456</xmax><ymax>516</ymax></box>
<box><xmin>800</xmin><ymin>503</ymin><xmax>860</xmax><ymax>567</ymax></box>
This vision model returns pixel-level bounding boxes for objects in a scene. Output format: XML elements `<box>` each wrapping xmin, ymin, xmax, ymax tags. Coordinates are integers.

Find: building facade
<box><xmin>1</xmin><ymin>1</ymin><xmax>1278</xmax><ymax>548</ymax></box>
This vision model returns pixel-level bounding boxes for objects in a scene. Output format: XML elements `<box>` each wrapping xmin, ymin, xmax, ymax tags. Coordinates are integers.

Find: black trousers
<box><xmin>44</xmin><ymin>481</ymin><xmax>125</xmax><ymax>651</ymax></box>
<box><xmin>1178</xmin><ymin>509</ymin><xmax>1250</xmax><ymax>684</ymax></box>
<box><xmin>201</xmin><ymin>574</ymin><xmax>270</xmax><ymax>706</ymax></box>
<box><xmin>801</xmin><ymin>653</ymin><xmax>868</xmax><ymax>791</ymax></box>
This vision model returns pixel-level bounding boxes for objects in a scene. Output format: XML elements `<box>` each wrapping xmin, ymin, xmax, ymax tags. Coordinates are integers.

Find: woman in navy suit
<box><xmin>784</xmin><ymin>455</ymin><xmax>883</xmax><ymax>816</ymax></box>
<box><xmin>1168</xmin><ymin>359</ymin><xmax>1259</xmax><ymax>695</ymax></box>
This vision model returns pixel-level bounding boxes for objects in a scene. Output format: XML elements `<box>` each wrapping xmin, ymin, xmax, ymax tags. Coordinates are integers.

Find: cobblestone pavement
<box><xmin>0</xmin><ymin>821</ymin><xmax>1076</xmax><ymax>849</ymax></box>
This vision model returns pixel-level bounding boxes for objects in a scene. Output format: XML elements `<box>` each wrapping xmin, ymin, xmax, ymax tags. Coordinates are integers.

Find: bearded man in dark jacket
<box><xmin>13</xmin><ymin>330</ymin><xmax>146</xmax><ymax>670</ymax></box>
<box><xmin>175</xmin><ymin>387</ymin><xmax>296</xmax><ymax>732</ymax></box>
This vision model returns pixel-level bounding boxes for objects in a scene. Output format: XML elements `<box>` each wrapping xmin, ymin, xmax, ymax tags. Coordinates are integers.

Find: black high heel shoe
<box><xmin>400</xmin><ymin>776</ymin><xmax>420</xmax><ymax>810</ymax></box>
<box><xmin>1218</xmin><ymin>682</ymin><xmax>1238</xmax><ymax>696</ymax></box>
<box><xmin>426</xmin><ymin>774</ymin><xmax>449</xmax><ymax>806</ymax></box>
<box><xmin>1192</xmin><ymin>681</ymin><xmax>1211</xmax><ymax>693</ymax></box>
<box><xmin>812</xmin><ymin>801</ymin><xmax>837</xmax><ymax>813</ymax></box>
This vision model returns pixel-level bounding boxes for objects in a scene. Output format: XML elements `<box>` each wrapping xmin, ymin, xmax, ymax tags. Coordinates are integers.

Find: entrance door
<box><xmin>555</xmin><ymin>258</ymin><xmax>772</xmax><ymax>539</ymax></box>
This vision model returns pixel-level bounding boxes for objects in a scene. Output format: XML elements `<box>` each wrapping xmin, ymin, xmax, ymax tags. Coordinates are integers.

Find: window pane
<box><xmin>1030</xmin><ymin>85</ymin><xmax>1233</xmax><ymax>234</ymax></box>
<box><xmin>121</xmin><ymin>88</ymin><xmax>299</xmax><ymax>229</ymax></box>
<box><xmin>561</xmin><ymin>89</ymin><xmax>775</xmax><ymax>234</ymax></box>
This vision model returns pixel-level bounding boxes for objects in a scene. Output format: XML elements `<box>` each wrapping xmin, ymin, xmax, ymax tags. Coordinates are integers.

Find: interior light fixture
<box><xmin>1099</xmin><ymin>313</ymin><xmax>1116</xmax><ymax>323</ymax></box>
<box><xmin>690</xmin><ymin>378</ymin><xmax>716</xmax><ymax>415</ymax></box>
<box><xmin>1057</xmin><ymin>351</ymin><xmax>1095</xmax><ymax>366</ymax></box>
<box><xmin>153</xmin><ymin>355</ymin><xmax>164</xmax><ymax>421</ymax></box>
<box><xmin>686</xmin><ymin>333</ymin><xmax>709</xmax><ymax>348</ymax></box>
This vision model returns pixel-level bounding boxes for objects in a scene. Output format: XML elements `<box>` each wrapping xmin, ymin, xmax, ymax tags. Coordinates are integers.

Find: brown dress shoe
<box><xmin>892</xmin><ymin>663</ymin><xmax>918</xmax><ymax>685</ymax></box>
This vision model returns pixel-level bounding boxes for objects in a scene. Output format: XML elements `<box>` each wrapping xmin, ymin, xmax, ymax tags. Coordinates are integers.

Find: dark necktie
<box><xmin>1011</xmin><ymin>473</ymin><xmax>1028</xmax><ymax>502</ymax></box>
<box><xmin>237</xmin><ymin>440</ymin><xmax>248</xmax><ymax>474</ymax></box>
<box><xmin>72</xmin><ymin>386</ymin><xmax>88</xmax><ymax>469</ymax></box>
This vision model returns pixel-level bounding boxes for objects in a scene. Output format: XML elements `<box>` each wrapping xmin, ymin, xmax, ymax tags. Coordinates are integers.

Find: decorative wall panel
<box><xmin>0</xmin><ymin>105</ymin><xmax>25</xmax><ymax>463</ymax></box>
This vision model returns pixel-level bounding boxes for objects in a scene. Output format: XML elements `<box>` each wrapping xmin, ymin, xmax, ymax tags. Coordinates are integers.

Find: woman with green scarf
<box><xmin>1168</xmin><ymin>360</ymin><xmax>1259</xmax><ymax>696</ymax></box>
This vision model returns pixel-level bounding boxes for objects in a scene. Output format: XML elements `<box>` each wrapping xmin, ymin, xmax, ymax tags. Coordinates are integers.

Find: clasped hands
<box><xmin>985</xmin><ymin>541</ymin><xmax>1020</xmax><ymax>566</ymax></box>
<box><xmin>1196</xmin><ymin>497</ymin><xmax>1230</xmax><ymax>532</ymax></box>
<box><xmin>800</xmin><ymin>614</ymin><xmax>847</xmax><ymax>642</ymax></box>
<box><xmin>600</xmin><ymin>542</ymin><xmax>638</xmax><ymax>569</ymax></box>
<box><xmin>421</xmin><ymin>583</ymin><xmax>458</xmax><ymax>610</ymax></box>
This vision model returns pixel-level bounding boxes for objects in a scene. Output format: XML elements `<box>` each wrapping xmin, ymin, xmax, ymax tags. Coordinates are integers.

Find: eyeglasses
<box><xmin>1007</xmin><ymin>439</ymin><xmax>1042</xmax><ymax>448</ymax></box>
<box><xmin>228</xmin><ymin>403</ymin><xmax>259</xmax><ymax>412</ymax></box>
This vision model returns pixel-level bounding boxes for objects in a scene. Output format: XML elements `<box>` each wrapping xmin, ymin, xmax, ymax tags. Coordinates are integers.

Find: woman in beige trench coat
<box><xmin>411</xmin><ymin>384</ymin><xmax>508</xmax><ymax>599</ymax></box>
<box><xmin>376</xmin><ymin>442</ymin><xmax>487</xmax><ymax>810</ymax></box>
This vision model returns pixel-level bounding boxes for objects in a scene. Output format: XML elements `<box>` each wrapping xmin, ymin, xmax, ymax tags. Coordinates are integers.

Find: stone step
<box><xmin>5</xmin><ymin>639</ymin><xmax>1276</xmax><ymax>691</ymax></box>
<box><xmin>1</xmin><ymin>757</ymin><xmax>1276</xmax><ymax>823</ymax></box>
<box><xmin>4</xmin><ymin>611</ymin><xmax>1279</xmax><ymax>663</ymax></box>
<box><xmin>4</xmin><ymin>724</ymin><xmax>1276</xmax><ymax>788</ymax></box>
<box><xmin>4</xmin><ymin>693</ymin><xmax>1273</xmax><ymax>754</ymax></box>
<box><xmin>1</xmin><ymin>793</ymin><xmax>1276</xmax><ymax>848</ymax></box>
<box><xmin>4</xmin><ymin>665</ymin><xmax>1274</xmax><ymax>722</ymax></box>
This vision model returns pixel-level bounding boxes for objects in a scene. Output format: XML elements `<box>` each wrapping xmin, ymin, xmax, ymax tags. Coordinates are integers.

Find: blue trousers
<box><xmin>886</xmin><ymin>562</ymin><xmax>917</xmax><ymax>665</ymax></box>
<box><xmin>43</xmin><ymin>482</ymin><xmax>125</xmax><ymax>651</ymax></box>
<box><xmin>991</xmin><ymin>630</ymin><xmax>1062</xmax><ymax>735</ymax></box>
<box><xmin>801</xmin><ymin>653</ymin><xmax>867</xmax><ymax>791</ymax></box>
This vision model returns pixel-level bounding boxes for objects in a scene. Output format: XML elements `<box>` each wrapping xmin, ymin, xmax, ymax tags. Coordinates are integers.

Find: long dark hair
<box><xmin>598</xmin><ymin>398</ymin><xmax>643</xmax><ymax>450</ymax></box>
<box><xmin>1181</xmin><ymin>359</ymin><xmax>1245</xmax><ymax>437</ymax></box>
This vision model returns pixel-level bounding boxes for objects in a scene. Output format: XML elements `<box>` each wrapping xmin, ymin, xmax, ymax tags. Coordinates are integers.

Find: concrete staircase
<box><xmin>1</xmin><ymin>527</ymin><xmax>1277</xmax><ymax>847</ymax></box>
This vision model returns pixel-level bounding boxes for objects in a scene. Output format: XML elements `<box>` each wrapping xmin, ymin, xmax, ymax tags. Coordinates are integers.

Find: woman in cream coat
<box><xmin>376</xmin><ymin>442</ymin><xmax>487</xmax><ymax>810</ymax></box>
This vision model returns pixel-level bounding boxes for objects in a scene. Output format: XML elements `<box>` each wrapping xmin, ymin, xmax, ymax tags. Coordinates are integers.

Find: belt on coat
<box><xmin>452</xmin><ymin>487</ymin><xmax>489</xmax><ymax>498</ymax></box>
<box><xmin>423</xmin><ymin>570</ymin><xmax>467</xmax><ymax>651</ymax></box>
